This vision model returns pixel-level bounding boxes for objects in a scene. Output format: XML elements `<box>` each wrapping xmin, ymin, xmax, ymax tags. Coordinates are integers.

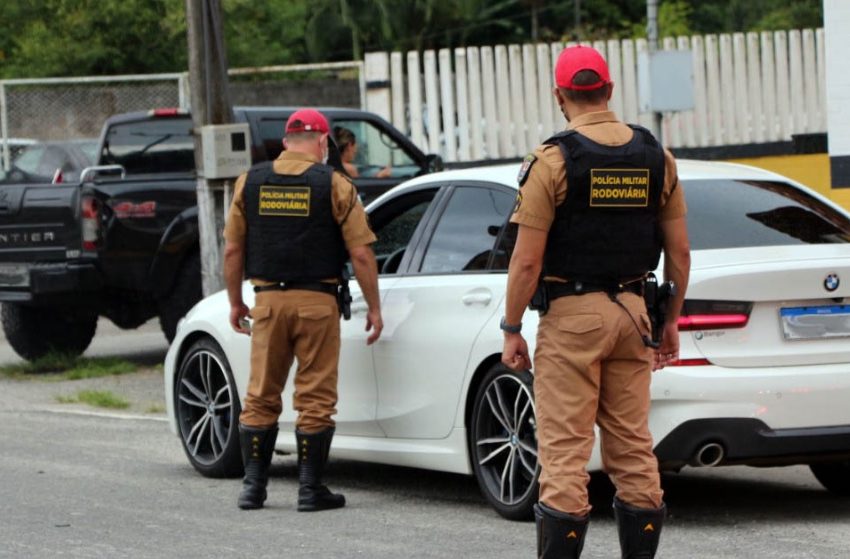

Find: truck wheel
<box><xmin>158</xmin><ymin>252</ymin><xmax>202</xmax><ymax>343</ymax></box>
<box><xmin>1</xmin><ymin>303</ymin><xmax>98</xmax><ymax>362</ymax></box>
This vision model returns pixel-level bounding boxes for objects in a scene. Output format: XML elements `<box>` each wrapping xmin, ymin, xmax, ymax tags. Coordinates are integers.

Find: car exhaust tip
<box><xmin>690</xmin><ymin>442</ymin><xmax>725</xmax><ymax>467</ymax></box>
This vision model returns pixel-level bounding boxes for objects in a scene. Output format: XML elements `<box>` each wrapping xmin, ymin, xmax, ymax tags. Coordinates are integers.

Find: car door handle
<box><xmin>351</xmin><ymin>301</ymin><xmax>368</xmax><ymax>314</ymax></box>
<box><xmin>462</xmin><ymin>290</ymin><xmax>492</xmax><ymax>306</ymax></box>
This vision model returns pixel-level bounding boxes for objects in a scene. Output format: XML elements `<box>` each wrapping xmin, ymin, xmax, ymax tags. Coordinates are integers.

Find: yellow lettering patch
<box><xmin>259</xmin><ymin>185</ymin><xmax>310</xmax><ymax>217</ymax></box>
<box><xmin>589</xmin><ymin>169</ymin><xmax>650</xmax><ymax>207</ymax></box>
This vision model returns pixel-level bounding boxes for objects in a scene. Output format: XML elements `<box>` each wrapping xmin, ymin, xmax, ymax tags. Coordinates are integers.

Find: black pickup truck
<box><xmin>0</xmin><ymin>106</ymin><xmax>441</xmax><ymax>361</ymax></box>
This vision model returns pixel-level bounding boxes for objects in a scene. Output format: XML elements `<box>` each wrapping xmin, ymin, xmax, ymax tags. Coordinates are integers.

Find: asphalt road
<box><xmin>1</xmin><ymin>323</ymin><xmax>850</xmax><ymax>558</ymax></box>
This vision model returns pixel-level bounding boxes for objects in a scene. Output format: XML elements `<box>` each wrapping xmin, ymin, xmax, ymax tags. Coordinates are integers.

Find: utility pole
<box><xmin>647</xmin><ymin>0</ymin><xmax>663</xmax><ymax>142</ymax></box>
<box><xmin>186</xmin><ymin>0</ymin><xmax>233</xmax><ymax>295</ymax></box>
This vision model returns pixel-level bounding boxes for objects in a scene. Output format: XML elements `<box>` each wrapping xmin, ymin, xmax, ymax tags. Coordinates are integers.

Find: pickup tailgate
<box><xmin>0</xmin><ymin>183</ymin><xmax>81</xmax><ymax>260</ymax></box>
<box><xmin>0</xmin><ymin>183</ymin><xmax>82</xmax><ymax>290</ymax></box>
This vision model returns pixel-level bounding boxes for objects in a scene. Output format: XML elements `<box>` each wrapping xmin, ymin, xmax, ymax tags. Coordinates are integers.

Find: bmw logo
<box><xmin>824</xmin><ymin>273</ymin><xmax>840</xmax><ymax>292</ymax></box>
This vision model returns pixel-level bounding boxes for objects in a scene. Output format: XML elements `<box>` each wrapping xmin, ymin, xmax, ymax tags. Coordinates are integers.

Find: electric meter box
<box><xmin>199</xmin><ymin>123</ymin><xmax>251</xmax><ymax>179</ymax></box>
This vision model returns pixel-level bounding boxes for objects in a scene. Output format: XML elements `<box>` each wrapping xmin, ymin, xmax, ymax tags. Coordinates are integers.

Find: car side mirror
<box><xmin>424</xmin><ymin>153</ymin><xmax>444</xmax><ymax>173</ymax></box>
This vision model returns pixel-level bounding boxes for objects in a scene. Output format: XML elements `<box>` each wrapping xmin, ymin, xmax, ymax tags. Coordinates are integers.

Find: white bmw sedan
<box><xmin>164</xmin><ymin>160</ymin><xmax>850</xmax><ymax>519</ymax></box>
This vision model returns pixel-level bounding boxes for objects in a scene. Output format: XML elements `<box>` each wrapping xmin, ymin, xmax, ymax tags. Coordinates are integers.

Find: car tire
<box><xmin>470</xmin><ymin>364</ymin><xmax>539</xmax><ymax>520</ymax></box>
<box><xmin>158</xmin><ymin>252</ymin><xmax>202</xmax><ymax>343</ymax></box>
<box><xmin>1</xmin><ymin>303</ymin><xmax>97</xmax><ymax>362</ymax></box>
<box><xmin>810</xmin><ymin>461</ymin><xmax>850</xmax><ymax>496</ymax></box>
<box><xmin>174</xmin><ymin>336</ymin><xmax>243</xmax><ymax>478</ymax></box>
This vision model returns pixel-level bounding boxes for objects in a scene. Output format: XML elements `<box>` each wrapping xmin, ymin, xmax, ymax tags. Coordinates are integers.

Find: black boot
<box><xmin>535</xmin><ymin>502</ymin><xmax>589</xmax><ymax>559</ymax></box>
<box><xmin>613</xmin><ymin>498</ymin><xmax>666</xmax><ymax>559</ymax></box>
<box><xmin>237</xmin><ymin>425</ymin><xmax>278</xmax><ymax>510</ymax></box>
<box><xmin>296</xmin><ymin>427</ymin><xmax>346</xmax><ymax>512</ymax></box>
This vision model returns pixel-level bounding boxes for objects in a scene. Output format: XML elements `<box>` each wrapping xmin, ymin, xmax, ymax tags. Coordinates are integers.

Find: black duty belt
<box><xmin>547</xmin><ymin>279</ymin><xmax>644</xmax><ymax>301</ymax></box>
<box><xmin>253</xmin><ymin>281</ymin><xmax>338</xmax><ymax>296</ymax></box>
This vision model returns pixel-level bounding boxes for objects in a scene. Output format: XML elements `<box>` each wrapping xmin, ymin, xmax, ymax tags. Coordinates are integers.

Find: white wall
<box><xmin>366</xmin><ymin>29</ymin><xmax>827</xmax><ymax>162</ymax></box>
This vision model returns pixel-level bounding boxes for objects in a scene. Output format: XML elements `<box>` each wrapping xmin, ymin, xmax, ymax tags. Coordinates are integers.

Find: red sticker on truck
<box><xmin>112</xmin><ymin>201</ymin><xmax>157</xmax><ymax>219</ymax></box>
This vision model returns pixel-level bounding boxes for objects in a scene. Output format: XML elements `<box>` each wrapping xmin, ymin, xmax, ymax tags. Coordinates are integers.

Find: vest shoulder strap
<box><xmin>626</xmin><ymin>124</ymin><xmax>662</xmax><ymax>149</ymax></box>
<box><xmin>304</xmin><ymin>162</ymin><xmax>334</xmax><ymax>187</ymax></box>
<box><xmin>543</xmin><ymin>130</ymin><xmax>578</xmax><ymax>145</ymax></box>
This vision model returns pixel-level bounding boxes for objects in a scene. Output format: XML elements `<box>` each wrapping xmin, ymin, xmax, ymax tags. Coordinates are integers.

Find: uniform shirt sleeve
<box><xmin>331</xmin><ymin>172</ymin><xmax>377</xmax><ymax>249</ymax></box>
<box><xmin>223</xmin><ymin>173</ymin><xmax>248</xmax><ymax>242</ymax></box>
<box><xmin>659</xmin><ymin>148</ymin><xmax>687</xmax><ymax>222</ymax></box>
<box><xmin>509</xmin><ymin>145</ymin><xmax>561</xmax><ymax>232</ymax></box>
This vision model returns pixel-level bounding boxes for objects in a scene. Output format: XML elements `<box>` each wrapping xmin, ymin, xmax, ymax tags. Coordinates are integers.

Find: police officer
<box><xmin>223</xmin><ymin>108</ymin><xmax>383</xmax><ymax>512</ymax></box>
<box><xmin>501</xmin><ymin>46</ymin><xmax>691</xmax><ymax>558</ymax></box>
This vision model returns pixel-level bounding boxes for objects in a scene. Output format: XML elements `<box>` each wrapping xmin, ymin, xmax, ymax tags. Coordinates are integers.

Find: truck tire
<box><xmin>1</xmin><ymin>303</ymin><xmax>98</xmax><ymax>362</ymax></box>
<box><xmin>158</xmin><ymin>252</ymin><xmax>202</xmax><ymax>343</ymax></box>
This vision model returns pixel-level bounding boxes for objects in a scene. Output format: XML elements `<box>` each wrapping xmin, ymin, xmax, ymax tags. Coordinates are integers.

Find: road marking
<box><xmin>38</xmin><ymin>407</ymin><xmax>169</xmax><ymax>422</ymax></box>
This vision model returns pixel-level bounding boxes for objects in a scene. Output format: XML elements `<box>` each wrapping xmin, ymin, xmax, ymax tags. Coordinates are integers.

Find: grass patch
<box><xmin>0</xmin><ymin>353</ymin><xmax>138</xmax><ymax>380</ymax></box>
<box><xmin>145</xmin><ymin>404</ymin><xmax>165</xmax><ymax>414</ymax></box>
<box><xmin>55</xmin><ymin>390</ymin><xmax>130</xmax><ymax>410</ymax></box>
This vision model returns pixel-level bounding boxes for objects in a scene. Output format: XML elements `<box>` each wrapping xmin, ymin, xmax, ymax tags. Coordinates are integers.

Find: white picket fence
<box><xmin>365</xmin><ymin>28</ymin><xmax>827</xmax><ymax>161</ymax></box>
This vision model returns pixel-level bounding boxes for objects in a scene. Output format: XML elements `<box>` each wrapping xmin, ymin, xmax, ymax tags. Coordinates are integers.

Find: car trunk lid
<box><xmin>683</xmin><ymin>246</ymin><xmax>850</xmax><ymax>368</ymax></box>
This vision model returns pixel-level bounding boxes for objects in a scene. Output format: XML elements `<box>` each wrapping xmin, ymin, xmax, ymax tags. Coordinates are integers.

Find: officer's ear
<box><xmin>282</xmin><ymin>138</ymin><xmax>288</xmax><ymax>151</ymax></box>
<box><xmin>605</xmin><ymin>82</ymin><xmax>614</xmax><ymax>101</ymax></box>
<box><xmin>552</xmin><ymin>86</ymin><xmax>565</xmax><ymax>106</ymax></box>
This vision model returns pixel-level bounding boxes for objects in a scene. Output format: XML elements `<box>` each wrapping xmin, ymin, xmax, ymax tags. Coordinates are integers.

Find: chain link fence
<box><xmin>1</xmin><ymin>62</ymin><xmax>364</xmax><ymax>170</ymax></box>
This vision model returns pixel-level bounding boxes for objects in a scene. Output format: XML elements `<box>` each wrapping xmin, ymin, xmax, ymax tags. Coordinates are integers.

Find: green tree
<box><xmin>2</xmin><ymin>0</ymin><xmax>186</xmax><ymax>78</ymax></box>
<box><xmin>0</xmin><ymin>0</ymin><xmax>827</xmax><ymax>79</ymax></box>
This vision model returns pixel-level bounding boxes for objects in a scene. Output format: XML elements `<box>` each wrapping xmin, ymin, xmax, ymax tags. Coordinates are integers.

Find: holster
<box><xmin>529</xmin><ymin>279</ymin><xmax>550</xmax><ymax>315</ymax></box>
<box><xmin>338</xmin><ymin>269</ymin><xmax>353</xmax><ymax>321</ymax></box>
<box><xmin>643</xmin><ymin>273</ymin><xmax>676</xmax><ymax>348</ymax></box>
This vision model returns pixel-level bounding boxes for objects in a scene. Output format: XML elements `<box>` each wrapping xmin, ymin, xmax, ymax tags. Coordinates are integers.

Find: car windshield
<box><xmin>683</xmin><ymin>179</ymin><xmax>850</xmax><ymax>249</ymax></box>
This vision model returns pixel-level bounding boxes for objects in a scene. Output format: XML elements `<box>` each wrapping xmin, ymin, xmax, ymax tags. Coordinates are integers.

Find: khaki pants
<box><xmin>534</xmin><ymin>291</ymin><xmax>663</xmax><ymax>516</ymax></box>
<box><xmin>239</xmin><ymin>289</ymin><xmax>340</xmax><ymax>433</ymax></box>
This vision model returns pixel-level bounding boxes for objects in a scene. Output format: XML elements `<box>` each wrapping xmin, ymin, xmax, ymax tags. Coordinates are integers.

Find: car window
<box><xmin>40</xmin><ymin>146</ymin><xmax>69</xmax><ymax>176</ymax></box>
<box><xmin>101</xmin><ymin>117</ymin><xmax>195</xmax><ymax>174</ymax></box>
<box><xmin>684</xmin><ymin>180</ymin><xmax>850</xmax><ymax>249</ymax></box>
<box><xmin>256</xmin><ymin>118</ymin><xmax>287</xmax><ymax>161</ymax></box>
<box><xmin>369</xmin><ymin>189</ymin><xmax>438</xmax><ymax>275</ymax></box>
<box><xmin>79</xmin><ymin>141</ymin><xmax>99</xmax><ymax>165</ymax></box>
<box><xmin>333</xmin><ymin>119</ymin><xmax>418</xmax><ymax>179</ymax></box>
<box><xmin>419</xmin><ymin>186</ymin><xmax>515</xmax><ymax>274</ymax></box>
<box><xmin>13</xmin><ymin>145</ymin><xmax>46</xmax><ymax>175</ymax></box>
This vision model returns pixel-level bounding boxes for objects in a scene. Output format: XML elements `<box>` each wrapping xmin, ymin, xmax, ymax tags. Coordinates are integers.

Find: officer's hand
<box><xmin>365</xmin><ymin>309</ymin><xmax>383</xmax><ymax>345</ymax></box>
<box><xmin>502</xmin><ymin>333</ymin><xmax>531</xmax><ymax>371</ymax></box>
<box><xmin>653</xmin><ymin>321</ymin><xmax>680</xmax><ymax>371</ymax></box>
<box><xmin>229</xmin><ymin>302</ymin><xmax>251</xmax><ymax>335</ymax></box>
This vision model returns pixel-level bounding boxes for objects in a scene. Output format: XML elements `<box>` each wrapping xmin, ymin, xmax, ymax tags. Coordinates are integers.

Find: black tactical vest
<box><xmin>243</xmin><ymin>162</ymin><xmax>348</xmax><ymax>282</ymax></box>
<box><xmin>543</xmin><ymin>125</ymin><xmax>665</xmax><ymax>283</ymax></box>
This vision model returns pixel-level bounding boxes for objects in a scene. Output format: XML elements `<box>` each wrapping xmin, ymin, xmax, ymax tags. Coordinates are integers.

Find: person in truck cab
<box><xmin>223</xmin><ymin>109</ymin><xmax>383</xmax><ymax>512</ymax></box>
<box><xmin>333</xmin><ymin>125</ymin><xmax>391</xmax><ymax>179</ymax></box>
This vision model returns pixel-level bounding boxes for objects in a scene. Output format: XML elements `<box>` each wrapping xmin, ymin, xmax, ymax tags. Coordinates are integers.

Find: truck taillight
<box><xmin>81</xmin><ymin>196</ymin><xmax>100</xmax><ymax>251</ymax></box>
<box><xmin>149</xmin><ymin>108</ymin><xmax>185</xmax><ymax>117</ymax></box>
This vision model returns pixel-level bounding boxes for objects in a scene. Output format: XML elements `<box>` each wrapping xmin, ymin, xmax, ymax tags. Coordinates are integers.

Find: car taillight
<box><xmin>669</xmin><ymin>358</ymin><xmax>711</xmax><ymax>366</ymax></box>
<box><xmin>81</xmin><ymin>196</ymin><xmax>100</xmax><ymax>251</ymax></box>
<box><xmin>678</xmin><ymin>300</ymin><xmax>753</xmax><ymax>331</ymax></box>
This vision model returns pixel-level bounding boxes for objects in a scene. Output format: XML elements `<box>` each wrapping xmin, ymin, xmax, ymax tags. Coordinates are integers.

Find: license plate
<box><xmin>780</xmin><ymin>305</ymin><xmax>850</xmax><ymax>340</ymax></box>
<box><xmin>0</xmin><ymin>263</ymin><xmax>29</xmax><ymax>287</ymax></box>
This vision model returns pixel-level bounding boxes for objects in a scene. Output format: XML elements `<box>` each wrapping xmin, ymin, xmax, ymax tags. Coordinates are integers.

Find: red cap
<box><xmin>285</xmin><ymin>109</ymin><xmax>330</xmax><ymax>134</ymax></box>
<box><xmin>554</xmin><ymin>45</ymin><xmax>611</xmax><ymax>90</ymax></box>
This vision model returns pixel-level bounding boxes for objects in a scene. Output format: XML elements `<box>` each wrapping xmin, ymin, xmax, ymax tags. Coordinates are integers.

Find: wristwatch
<box><xmin>500</xmin><ymin>316</ymin><xmax>522</xmax><ymax>334</ymax></box>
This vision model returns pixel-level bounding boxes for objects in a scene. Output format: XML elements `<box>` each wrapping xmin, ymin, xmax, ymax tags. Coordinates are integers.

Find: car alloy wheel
<box><xmin>471</xmin><ymin>365</ymin><xmax>539</xmax><ymax>520</ymax></box>
<box><xmin>175</xmin><ymin>337</ymin><xmax>243</xmax><ymax>478</ymax></box>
